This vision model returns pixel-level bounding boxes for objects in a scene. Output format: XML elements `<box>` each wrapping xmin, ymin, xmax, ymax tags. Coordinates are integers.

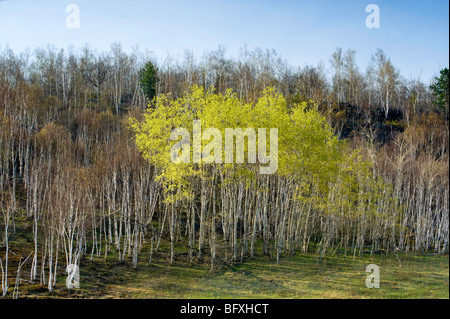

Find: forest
<box><xmin>0</xmin><ymin>43</ymin><xmax>448</xmax><ymax>297</ymax></box>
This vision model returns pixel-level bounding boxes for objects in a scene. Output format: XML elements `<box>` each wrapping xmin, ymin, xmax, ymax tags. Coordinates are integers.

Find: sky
<box><xmin>0</xmin><ymin>0</ymin><xmax>448</xmax><ymax>83</ymax></box>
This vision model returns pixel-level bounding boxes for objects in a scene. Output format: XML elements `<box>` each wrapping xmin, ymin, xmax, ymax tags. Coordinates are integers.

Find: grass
<box><xmin>2</xmin><ymin>213</ymin><xmax>448</xmax><ymax>299</ymax></box>
<box><xmin>110</xmin><ymin>253</ymin><xmax>448</xmax><ymax>299</ymax></box>
<box><xmin>14</xmin><ymin>249</ymin><xmax>446</xmax><ymax>299</ymax></box>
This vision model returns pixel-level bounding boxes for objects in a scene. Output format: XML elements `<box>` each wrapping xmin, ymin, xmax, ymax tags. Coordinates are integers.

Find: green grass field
<box><xmin>3</xmin><ymin>215</ymin><xmax>448</xmax><ymax>299</ymax></box>
<box><xmin>14</xmin><ymin>250</ymin><xmax>448</xmax><ymax>299</ymax></box>
<box><xmin>113</xmin><ymin>253</ymin><xmax>449</xmax><ymax>299</ymax></box>
<box><xmin>2</xmin><ymin>215</ymin><xmax>449</xmax><ymax>299</ymax></box>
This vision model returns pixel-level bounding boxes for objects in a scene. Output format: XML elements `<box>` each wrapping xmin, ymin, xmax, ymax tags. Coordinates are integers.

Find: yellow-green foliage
<box><xmin>130</xmin><ymin>85</ymin><xmax>394</xmax><ymax>217</ymax></box>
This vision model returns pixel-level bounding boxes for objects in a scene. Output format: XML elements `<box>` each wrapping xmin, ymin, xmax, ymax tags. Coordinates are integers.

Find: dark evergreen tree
<box><xmin>139</xmin><ymin>61</ymin><xmax>159</xmax><ymax>102</ymax></box>
<box><xmin>430</xmin><ymin>67</ymin><xmax>449</xmax><ymax>117</ymax></box>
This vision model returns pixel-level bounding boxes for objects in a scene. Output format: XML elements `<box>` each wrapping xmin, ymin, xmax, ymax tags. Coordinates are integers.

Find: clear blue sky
<box><xmin>0</xmin><ymin>0</ymin><xmax>448</xmax><ymax>83</ymax></box>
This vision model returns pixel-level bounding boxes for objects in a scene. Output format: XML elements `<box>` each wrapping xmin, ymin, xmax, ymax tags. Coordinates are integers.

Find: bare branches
<box><xmin>0</xmin><ymin>44</ymin><xmax>448</xmax><ymax>297</ymax></box>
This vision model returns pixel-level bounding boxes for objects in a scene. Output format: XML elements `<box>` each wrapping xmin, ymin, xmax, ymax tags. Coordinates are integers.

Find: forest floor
<box><xmin>2</xmin><ymin>214</ymin><xmax>448</xmax><ymax>299</ymax></box>
<box><xmin>99</xmin><ymin>253</ymin><xmax>449</xmax><ymax>299</ymax></box>
<box><xmin>8</xmin><ymin>244</ymin><xmax>449</xmax><ymax>299</ymax></box>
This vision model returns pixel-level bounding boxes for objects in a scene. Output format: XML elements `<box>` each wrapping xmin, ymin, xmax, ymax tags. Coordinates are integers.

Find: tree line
<box><xmin>0</xmin><ymin>43</ymin><xmax>448</xmax><ymax>296</ymax></box>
